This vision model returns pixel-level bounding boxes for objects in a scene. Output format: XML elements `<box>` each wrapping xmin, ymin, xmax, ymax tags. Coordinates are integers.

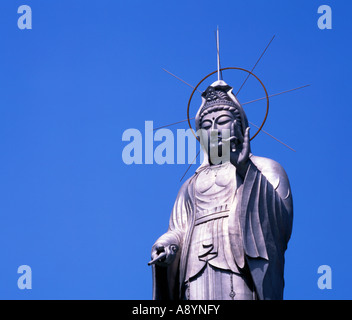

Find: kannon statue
<box><xmin>149</xmin><ymin>79</ymin><xmax>293</xmax><ymax>300</ymax></box>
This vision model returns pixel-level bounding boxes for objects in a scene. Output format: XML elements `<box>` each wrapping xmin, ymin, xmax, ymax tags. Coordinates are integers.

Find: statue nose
<box><xmin>210</xmin><ymin>129</ymin><xmax>220</xmax><ymax>141</ymax></box>
<box><xmin>211</xmin><ymin>122</ymin><xmax>219</xmax><ymax>131</ymax></box>
<box><xmin>211</xmin><ymin>127</ymin><xmax>221</xmax><ymax>137</ymax></box>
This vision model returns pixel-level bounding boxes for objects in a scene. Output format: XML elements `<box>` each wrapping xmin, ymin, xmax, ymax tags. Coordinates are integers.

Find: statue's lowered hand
<box><xmin>148</xmin><ymin>243</ymin><xmax>179</xmax><ymax>267</ymax></box>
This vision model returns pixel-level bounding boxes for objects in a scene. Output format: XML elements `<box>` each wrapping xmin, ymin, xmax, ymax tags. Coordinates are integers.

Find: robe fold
<box><xmin>152</xmin><ymin>155</ymin><xmax>293</xmax><ymax>300</ymax></box>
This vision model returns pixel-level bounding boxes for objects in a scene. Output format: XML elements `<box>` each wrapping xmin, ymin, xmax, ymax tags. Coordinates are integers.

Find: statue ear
<box><xmin>230</xmin><ymin>119</ymin><xmax>236</xmax><ymax>139</ymax></box>
<box><xmin>195</xmin><ymin>97</ymin><xmax>207</xmax><ymax>132</ymax></box>
<box><xmin>233</xmin><ymin>120</ymin><xmax>244</xmax><ymax>143</ymax></box>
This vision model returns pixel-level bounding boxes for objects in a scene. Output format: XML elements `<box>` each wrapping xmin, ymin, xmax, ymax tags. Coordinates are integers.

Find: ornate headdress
<box><xmin>195</xmin><ymin>80</ymin><xmax>249</xmax><ymax>135</ymax></box>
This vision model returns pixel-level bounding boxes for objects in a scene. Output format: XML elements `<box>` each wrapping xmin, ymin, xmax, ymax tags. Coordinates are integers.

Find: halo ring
<box><xmin>187</xmin><ymin>67</ymin><xmax>269</xmax><ymax>141</ymax></box>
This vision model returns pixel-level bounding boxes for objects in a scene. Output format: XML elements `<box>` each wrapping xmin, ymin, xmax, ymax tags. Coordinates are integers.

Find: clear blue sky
<box><xmin>0</xmin><ymin>0</ymin><xmax>351</xmax><ymax>299</ymax></box>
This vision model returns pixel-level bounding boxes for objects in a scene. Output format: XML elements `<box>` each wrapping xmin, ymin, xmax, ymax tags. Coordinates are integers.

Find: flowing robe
<box><xmin>151</xmin><ymin>155</ymin><xmax>293</xmax><ymax>300</ymax></box>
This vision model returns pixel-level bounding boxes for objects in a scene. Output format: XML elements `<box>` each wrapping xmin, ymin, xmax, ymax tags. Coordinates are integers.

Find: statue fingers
<box><xmin>148</xmin><ymin>251</ymin><xmax>167</xmax><ymax>266</ymax></box>
<box><xmin>244</xmin><ymin>127</ymin><xmax>250</xmax><ymax>146</ymax></box>
<box><xmin>163</xmin><ymin>244</ymin><xmax>179</xmax><ymax>265</ymax></box>
<box><xmin>151</xmin><ymin>250</ymin><xmax>159</xmax><ymax>261</ymax></box>
<box><xmin>239</xmin><ymin>127</ymin><xmax>250</xmax><ymax>165</ymax></box>
<box><xmin>151</xmin><ymin>243</ymin><xmax>164</xmax><ymax>260</ymax></box>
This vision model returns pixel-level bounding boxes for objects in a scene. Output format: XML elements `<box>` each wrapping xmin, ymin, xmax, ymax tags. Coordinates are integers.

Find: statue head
<box><xmin>195</xmin><ymin>80</ymin><xmax>250</xmax><ymax>164</ymax></box>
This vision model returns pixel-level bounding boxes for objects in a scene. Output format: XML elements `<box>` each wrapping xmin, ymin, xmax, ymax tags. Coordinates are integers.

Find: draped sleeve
<box><xmin>151</xmin><ymin>176</ymin><xmax>194</xmax><ymax>300</ymax></box>
<box><xmin>229</xmin><ymin>156</ymin><xmax>293</xmax><ymax>300</ymax></box>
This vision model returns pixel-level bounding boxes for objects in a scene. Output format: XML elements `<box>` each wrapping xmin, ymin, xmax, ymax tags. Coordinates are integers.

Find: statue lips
<box><xmin>208</xmin><ymin>136</ymin><xmax>229</xmax><ymax>148</ymax></box>
<box><xmin>208</xmin><ymin>137</ymin><xmax>233</xmax><ymax>159</ymax></box>
<box><xmin>217</xmin><ymin>136</ymin><xmax>235</xmax><ymax>147</ymax></box>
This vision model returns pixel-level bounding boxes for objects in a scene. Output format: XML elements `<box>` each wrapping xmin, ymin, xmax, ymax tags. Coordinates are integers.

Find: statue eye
<box><xmin>216</xmin><ymin>116</ymin><xmax>232</xmax><ymax>125</ymax></box>
<box><xmin>218</xmin><ymin>119</ymin><xmax>231</xmax><ymax>125</ymax></box>
<box><xmin>201</xmin><ymin>120</ymin><xmax>212</xmax><ymax>130</ymax></box>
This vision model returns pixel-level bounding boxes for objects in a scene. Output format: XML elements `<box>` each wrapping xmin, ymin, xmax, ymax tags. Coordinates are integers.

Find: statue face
<box><xmin>199</xmin><ymin>108</ymin><xmax>237</xmax><ymax>163</ymax></box>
